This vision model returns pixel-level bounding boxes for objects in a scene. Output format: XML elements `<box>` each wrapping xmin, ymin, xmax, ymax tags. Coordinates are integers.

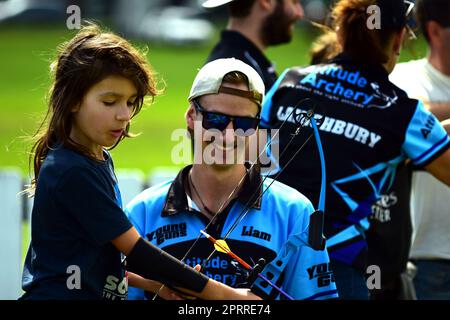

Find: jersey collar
<box><xmin>162</xmin><ymin>164</ymin><xmax>263</xmax><ymax>217</ymax></box>
<box><xmin>331</xmin><ymin>52</ymin><xmax>389</xmax><ymax>78</ymax></box>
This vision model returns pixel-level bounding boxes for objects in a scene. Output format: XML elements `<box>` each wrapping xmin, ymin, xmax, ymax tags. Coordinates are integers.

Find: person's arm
<box><xmin>112</xmin><ymin>227</ymin><xmax>261</xmax><ymax>300</ymax></box>
<box><xmin>127</xmin><ymin>273</ymin><xmax>185</xmax><ymax>300</ymax></box>
<box><xmin>441</xmin><ymin>119</ymin><xmax>450</xmax><ymax>135</ymax></box>
<box><xmin>414</xmin><ymin>119</ymin><xmax>450</xmax><ymax>186</ymax></box>
<box><xmin>425</xmin><ymin>147</ymin><xmax>450</xmax><ymax>186</ymax></box>
<box><xmin>418</xmin><ymin>119</ymin><xmax>450</xmax><ymax>185</ymax></box>
<box><xmin>401</xmin><ymin>101</ymin><xmax>450</xmax><ymax>185</ymax></box>
<box><xmin>424</xmin><ymin>101</ymin><xmax>450</xmax><ymax>121</ymax></box>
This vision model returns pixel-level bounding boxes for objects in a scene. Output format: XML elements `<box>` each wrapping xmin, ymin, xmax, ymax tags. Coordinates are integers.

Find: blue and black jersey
<box><xmin>125</xmin><ymin>165</ymin><xmax>338</xmax><ymax>300</ymax></box>
<box><xmin>21</xmin><ymin>145</ymin><xmax>131</xmax><ymax>300</ymax></box>
<box><xmin>261</xmin><ymin>53</ymin><xmax>450</xmax><ymax>270</ymax></box>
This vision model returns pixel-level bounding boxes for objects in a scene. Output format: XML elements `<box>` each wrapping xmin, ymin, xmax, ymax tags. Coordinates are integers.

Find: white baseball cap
<box><xmin>188</xmin><ymin>58</ymin><xmax>265</xmax><ymax>107</ymax></box>
<box><xmin>202</xmin><ymin>0</ymin><xmax>236</xmax><ymax>8</ymax></box>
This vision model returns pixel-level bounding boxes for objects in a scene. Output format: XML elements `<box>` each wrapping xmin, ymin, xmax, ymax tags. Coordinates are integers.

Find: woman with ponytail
<box><xmin>261</xmin><ymin>0</ymin><xmax>450</xmax><ymax>299</ymax></box>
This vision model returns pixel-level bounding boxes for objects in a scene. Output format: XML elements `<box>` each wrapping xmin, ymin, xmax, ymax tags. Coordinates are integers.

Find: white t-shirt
<box><xmin>390</xmin><ymin>58</ymin><xmax>450</xmax><ymax>260</ymax></box>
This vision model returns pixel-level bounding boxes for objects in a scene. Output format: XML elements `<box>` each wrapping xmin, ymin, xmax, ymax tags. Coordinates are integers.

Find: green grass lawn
<box><xmin>0</xmin><ymin>23</ymin><xmax>427</xmax><ymax>261</ymax></box>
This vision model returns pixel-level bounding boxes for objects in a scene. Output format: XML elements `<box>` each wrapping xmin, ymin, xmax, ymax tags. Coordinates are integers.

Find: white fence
<box><xmin>0</xmin><ymin>166</ymin><xmax>179</xmax><ymax>300</ymax></box>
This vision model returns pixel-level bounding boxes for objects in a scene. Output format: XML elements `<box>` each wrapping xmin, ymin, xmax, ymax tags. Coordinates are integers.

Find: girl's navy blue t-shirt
<box><xmin>21</xmin><ymin>145</ymin><xmax>132</xmax><ymax>300</ymax></box>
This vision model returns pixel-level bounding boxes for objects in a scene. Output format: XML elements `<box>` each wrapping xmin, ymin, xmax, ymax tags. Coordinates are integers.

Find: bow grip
<box><xmin>308</xmin><ymin>210</ymin><xmax>326</xmax><ymax>251</ymax></box>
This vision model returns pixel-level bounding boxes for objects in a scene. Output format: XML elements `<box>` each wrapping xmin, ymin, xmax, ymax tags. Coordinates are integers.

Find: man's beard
<box><xmin>261</xmin><ymin>2</ymin><xmax>295</xmax><ymax>46</ymax></box>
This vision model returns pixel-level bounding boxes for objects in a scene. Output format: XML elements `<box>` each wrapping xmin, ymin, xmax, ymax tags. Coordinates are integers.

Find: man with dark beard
<box><xmin>203</xmin><ymin>0</ymin><xmax>304</xmax><ymax>92</ymax></box>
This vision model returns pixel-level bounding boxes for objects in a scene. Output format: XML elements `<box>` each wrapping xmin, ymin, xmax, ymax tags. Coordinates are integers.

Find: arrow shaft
<box><xmin>223</xmin><ymin>250</ymin><xmax>252</xmax><ymax>270</ymax></box>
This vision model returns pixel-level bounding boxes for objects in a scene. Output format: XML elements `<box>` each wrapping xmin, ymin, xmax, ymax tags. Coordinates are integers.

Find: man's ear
<box><xmin>426</xmin><ymin>21</ymin><xmax>442</xmax><ymax>47</ymax></box>
<box><xmin>185</xmin><ymin>103</ymin><xmax>197</xmax><ymax>131</ymax></box>
<box><xmin>257</xmin><ymin>0</ymin><xmax>277</xmax><ymax>12</ymax></box>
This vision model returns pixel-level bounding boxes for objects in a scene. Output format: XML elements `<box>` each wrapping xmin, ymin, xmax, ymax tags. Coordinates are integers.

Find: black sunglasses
<box><xmin>193</xmin><ymin>99</ymin><xmax>260</xmax><ymax>136</ymax></box>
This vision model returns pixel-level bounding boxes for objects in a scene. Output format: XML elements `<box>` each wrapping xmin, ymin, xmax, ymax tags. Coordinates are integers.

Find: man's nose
<box><xmin>222</xmin><ymin>120</ymin><xmax>236</xmax><ymax>143</ymax></box>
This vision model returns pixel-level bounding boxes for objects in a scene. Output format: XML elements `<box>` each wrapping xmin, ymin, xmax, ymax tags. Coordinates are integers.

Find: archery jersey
<box><xmin>125</xmin><ymin>165</ymin><xmax>338</xmax><ymax>300</ymax></box>
<box><xmin>366</xmin><ymin>162</ymin><xmax>412</xmax><ymax>286</ymax></box>
<box><xmin>21</xmin><ymin>145</ymin><xmax>131</xmax><ymax>300</ymax></box>
<box><xmin>261</xmin><ymin>53</ymin><xmax>450</xmax><ymax>270</ymax></box>
<box><xmin>206</xmin><ymin>30</ymin><xmax>277</xmax><ymax>93</ymax></box>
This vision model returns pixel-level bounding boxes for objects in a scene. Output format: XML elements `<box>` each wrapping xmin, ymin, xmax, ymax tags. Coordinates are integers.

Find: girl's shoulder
<box><xmin>43</xmin><ymin>145</ymin><xmax>90</xmax><ymax>169</ymax></box>
<box><xmin>38</xmin><ymin>145</ymin><xmax>103</xmax><ymax>187</ymax></box>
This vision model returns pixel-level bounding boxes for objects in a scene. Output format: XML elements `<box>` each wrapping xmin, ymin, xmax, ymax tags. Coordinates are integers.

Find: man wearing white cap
<box><xmin>203</xmin><ymin>0</ymin><xmax>304</xmax><ymax>92</ymax></box>
<box><xmin>124</xmin><ymin>58</ymin><xmax>338</xmax><ymax>300</ymax></box>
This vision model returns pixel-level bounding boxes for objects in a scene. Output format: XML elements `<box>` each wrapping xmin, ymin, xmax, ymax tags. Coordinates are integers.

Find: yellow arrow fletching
<box><xmin>214</xmin><ymin>239</ymin><xmax>230</xmax><ymax>254</ymax></box>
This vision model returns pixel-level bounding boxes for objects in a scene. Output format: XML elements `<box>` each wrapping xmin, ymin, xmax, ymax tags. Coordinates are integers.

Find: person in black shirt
<box><xmin>203</xmin><ymin>0</ymin><xmax>304</xmax><ymax>91</ymax></box>
<box><xmin>20</xmin><ymin>23</ymin><xmax>261</xmax><ymax>301</ymax></box>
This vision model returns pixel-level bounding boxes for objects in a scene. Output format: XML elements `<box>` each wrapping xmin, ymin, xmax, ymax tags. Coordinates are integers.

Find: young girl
<box><xmin>20</xmin><ymin>23</ymin><xmax>260</xmax><ymax>300</ymax></box>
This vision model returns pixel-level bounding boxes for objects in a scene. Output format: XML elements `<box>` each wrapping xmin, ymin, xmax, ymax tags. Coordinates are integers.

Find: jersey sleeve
<box><xmin>402</xmin><ymin>100</ymin><xmax>450</xmax><ymax>167</ymax></box>
<box><xmin>54</xmin><ymin>166</ymin><xmax>132</xmax><ymax>246</ymax></box>
<box><xmin>260</xmin><ymin>69</ymin><xmax>289</xmax><ymax>128</ymax></box>
<box><xmin>124</xmin><ymin>199</ymin><xmax>146</xmax><ymax>237</ymax></box>
<box><xmin>282</xmin><ymin>203</ymin><xmax>339</xmax><ymax>300</ymax></box>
